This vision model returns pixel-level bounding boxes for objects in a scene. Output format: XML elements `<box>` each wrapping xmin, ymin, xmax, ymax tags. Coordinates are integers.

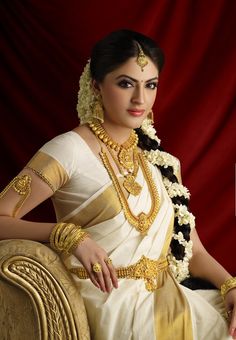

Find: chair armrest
<box><xmin>0</xmin><ymin>239</ymin><xmax>90</xmax><ymax>340</ymax></box>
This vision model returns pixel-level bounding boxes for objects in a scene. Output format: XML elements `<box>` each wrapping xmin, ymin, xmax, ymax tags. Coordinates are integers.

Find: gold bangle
<box><xmin>50</xmin><ymin>222</ymin><xmax>90</xmax><ymax>254</ymax></box>
<box><xmin>221</xmin><ymin>277</ymin><xmax>236</xmax><ymax>298</ymax></box>
<box><xmin>67</xmin><ymin>229</ymin><xmax>90</xmax><ymax>254</ymax></box>
<box><xmin>50</xmin><ymin>222</ymin><xmax>66</xmax><ymax>251</ymax></box>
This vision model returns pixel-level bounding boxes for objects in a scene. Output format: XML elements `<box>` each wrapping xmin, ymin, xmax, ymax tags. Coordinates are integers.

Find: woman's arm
<box><xmin>189</xmin><ymin>228</ymin><xmax>231</xmax><ymax>288</ymax></box>
<box><xmin>0</xmin><ymin>168</ymin><xmax>55</xmax><ymax>241</ymax></box>
<box><xmin>190</xmin><ymin>228</ymin><xmax>236</xmax><ymax>338</ymax></box>
<box><xmin>0</xmin><ymin>167</ymin><xmax>118</xmax><ymax>293</ymax></box>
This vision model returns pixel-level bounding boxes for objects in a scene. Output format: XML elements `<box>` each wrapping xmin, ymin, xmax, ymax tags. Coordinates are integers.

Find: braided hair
<box><xmin>136</xmin><ymin>128</ymin><xmax>215</xmax><ymax>289</ymax></box>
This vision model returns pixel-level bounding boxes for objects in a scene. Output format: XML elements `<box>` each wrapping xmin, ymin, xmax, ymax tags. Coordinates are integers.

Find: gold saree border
<box><xmin>64</xmin><ymin>184</ymin><xmax>122</xmax><ymax>228</ymax></box>
<box><xmin>154</xmin><ymin>211</ymin><xmax>193</xmax><ymax>340</ymax></box>
<box><xmin>26</xmin><ymin>151</ymin><xmax>68</xmax><ymax>192</ymax></box>
<box><xmin>154</xmin><ymin>270</ymin><xmax>193</xmax><ymax>340</ymax></box>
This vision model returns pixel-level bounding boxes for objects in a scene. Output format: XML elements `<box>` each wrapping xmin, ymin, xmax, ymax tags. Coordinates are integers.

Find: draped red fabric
<box><xmin>0</xmin><ymin>0</ymin><xmax>235</xmax><ymax>274</ymax></box>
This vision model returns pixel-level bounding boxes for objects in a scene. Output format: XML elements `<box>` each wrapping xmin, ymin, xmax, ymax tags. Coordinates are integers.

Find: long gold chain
<box><xmin>100</xmin><ymin>149</ymin><xmax>160</xmax><ymax>235</ymax></box>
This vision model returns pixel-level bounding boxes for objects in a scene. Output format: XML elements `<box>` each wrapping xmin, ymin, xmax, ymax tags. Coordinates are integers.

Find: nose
<box><xmin>131</xmin><ymin>85</ymin><xmax>145</xmax><ymax>105</ymax></box>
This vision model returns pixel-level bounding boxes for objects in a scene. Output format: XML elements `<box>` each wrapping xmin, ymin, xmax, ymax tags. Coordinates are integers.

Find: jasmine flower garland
<box><xmin>76</xmin><ymin>60</ymin><xmax>96</xmax><ymax>125</ymax></box>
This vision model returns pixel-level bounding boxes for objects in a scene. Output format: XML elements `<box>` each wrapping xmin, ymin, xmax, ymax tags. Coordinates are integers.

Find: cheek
<box><xmin>148</xmin><ymin>91</ymin><xmax>157</xmax><ymax>105</ymax></box>
<box><xmin>102</xmin><ymin>88</ymin><xmax>127</xmax><ymax>109</ymax></box>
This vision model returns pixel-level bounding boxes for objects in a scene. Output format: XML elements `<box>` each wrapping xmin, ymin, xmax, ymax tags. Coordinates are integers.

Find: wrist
<box><xmin>50</xmin><ymin>222</ymin><xmax>90</xmax><ymax>255</ymax></box>
<box><xmin>220</xmin><ymin>277</ymin><xmax>236</xmax><ymax>299</ymax></box>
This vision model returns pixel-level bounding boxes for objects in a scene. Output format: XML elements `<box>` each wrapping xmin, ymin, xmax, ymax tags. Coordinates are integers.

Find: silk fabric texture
<box><xmin>27</xmin><ymin>131</ymin><xmax>230</xmax><ymax>340</ymax></box>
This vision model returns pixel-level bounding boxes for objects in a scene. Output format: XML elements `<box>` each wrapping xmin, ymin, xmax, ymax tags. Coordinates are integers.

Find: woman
<box><xmin>0</xmin><ymin>29</ymin><xmax>235</xmax><ymax>339</ymax></box>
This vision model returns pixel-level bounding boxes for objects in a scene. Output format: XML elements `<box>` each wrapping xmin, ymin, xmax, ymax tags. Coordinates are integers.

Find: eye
<box><xmin>117</xmin><ymin>79</ymin><xmax>133</xmax><ymax>88</ymax></box>
<box><xmin>146</xmin><ymin>82</ymin><xmax>158</xmax><ymax>90</ymax></box>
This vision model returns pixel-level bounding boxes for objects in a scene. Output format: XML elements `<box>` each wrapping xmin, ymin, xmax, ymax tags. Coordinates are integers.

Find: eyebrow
<box><xmin>115</xmin><ymin>75</ymin><xmax>158</xmax><ymax>83</ymax></box>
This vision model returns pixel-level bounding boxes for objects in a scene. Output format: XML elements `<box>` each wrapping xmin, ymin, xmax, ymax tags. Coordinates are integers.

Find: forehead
<box><xmin>105</xmin><ymin>57</ymin><xmax>159</xmax><ymax>81</ymax></box>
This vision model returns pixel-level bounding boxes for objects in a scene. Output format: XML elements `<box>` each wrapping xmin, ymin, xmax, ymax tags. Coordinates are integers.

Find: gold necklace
<box><xmin>100</xmin><ymin>148</ymin><xmax>160</xmax><ymax>235</ymax></box>
<box><xmin>88</xmin><ymin>119</ymin><xmax>138</xmax><ymax>172</ymax></box>
<box><xmin>88</xmin><ymin>119</ymin><xmax>142</xmax><ymax>195</ymax></box>
<box><xmin>106</xmin><ymin>145</ymin><xmax>142</xmax><ymax>196</ymax></box>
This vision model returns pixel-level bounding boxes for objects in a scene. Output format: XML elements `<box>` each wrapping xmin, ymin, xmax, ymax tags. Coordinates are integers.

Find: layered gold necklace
<box><xmin>88</xmin><ymin>119</ymin><xmax>160</xmax><ymax>235</ymax></box>
<box><xmin>89</xmin><ymin>119</ymin><xmax>141</xmax><ymax>196</ymax></box>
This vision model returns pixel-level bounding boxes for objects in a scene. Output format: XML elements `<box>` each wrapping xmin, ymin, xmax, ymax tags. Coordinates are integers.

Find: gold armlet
<box><xmin>221</xmin><ymin>277</ymin><xmax>236</xmax><ymax>299</ymax></box>
<box><xmin>0</xmin><ymin>174</ymin><xmax>32</xmax><ymax>217</ymax></box>
<box><xmin>50</xmin><ymin>222</ymin><xmax>90</xmax><ymax>255</ymax></box>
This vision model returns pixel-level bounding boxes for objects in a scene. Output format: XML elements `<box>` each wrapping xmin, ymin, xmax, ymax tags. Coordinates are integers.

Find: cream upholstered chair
<box><xmin>0</xmin><ymin>239</ymin><xmax>90</xmax><ymax>340</ymax></box>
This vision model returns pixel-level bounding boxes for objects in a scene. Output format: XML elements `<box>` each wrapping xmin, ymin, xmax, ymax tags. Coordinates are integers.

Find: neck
<box><xmin>102</xmin><ymin>121</ymin><xmax>133</xmax><ymax>145</ymax></box>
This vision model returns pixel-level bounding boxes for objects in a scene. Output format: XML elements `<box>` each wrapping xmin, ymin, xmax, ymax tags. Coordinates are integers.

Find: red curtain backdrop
<box><xmin>0</xmin><ymin>0</ymin><xmax>235</xmax><ymax>274</ymax></box>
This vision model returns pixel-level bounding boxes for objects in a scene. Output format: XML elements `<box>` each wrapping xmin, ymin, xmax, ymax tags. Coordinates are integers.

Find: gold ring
<box><xmin>92</xmin><ymin>262</ymin><xmax>102</xmax><ymax>273</ymax></box>
<box><xmin>105</xmin><ymin>257</ymin><xmax>112</xmax><ymax>265</ymax></box>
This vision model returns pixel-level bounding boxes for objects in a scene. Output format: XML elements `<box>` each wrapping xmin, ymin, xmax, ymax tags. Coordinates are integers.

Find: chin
<box><xmin>128</xmin><ymin>117</ymin><xmax>146</xmax><ymax>130</ymax></box>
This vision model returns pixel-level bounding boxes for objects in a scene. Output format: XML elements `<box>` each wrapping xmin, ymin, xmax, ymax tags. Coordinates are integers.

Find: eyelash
<box><xmin>118</xmin><ymin>80</ymin><xmax>158</xmax><ymax>90</ymax></box>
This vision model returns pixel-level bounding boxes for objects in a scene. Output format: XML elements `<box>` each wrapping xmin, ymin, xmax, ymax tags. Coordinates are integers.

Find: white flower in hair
<box><xmin>141</xmin><ymin>118</ymin><xmax>161</xmax><ymax>144</ymax></box>
<box><xmin>144</xmin><ymin>149</ymin><xmax>179</xmax><ymax>174</ymax></box>
<box><xmin>174</xmin><ymin>204</ymin><xmax>195</xmax><ymax>229</ymax></box>
<box><xmin>163</xmin><ymin>178</ymin><xmax>190</xmax><ymax>199</ymax></box>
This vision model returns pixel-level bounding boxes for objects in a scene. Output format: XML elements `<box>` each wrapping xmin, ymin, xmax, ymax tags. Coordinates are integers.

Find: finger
<box><xmin>89</xmin><ymin>273</ymin><xmax>101</xmax><ymax>290</ymax></box>
<box><xmin>90</xmin><ymin>262</ymin><xmax>107</xmax><ymax>292</ymax></box>
<box><xmin>229</xmin><ymin>308</ymin><xmax>236</xmax><ymax>338</ymax></box>
<box><xmin>105</xmin><ymin>259</ymin><xmax>118</xmax><ymax>289</ymax></box>
<box><xmin>101</xmin><ymin>261</ymin><xmax>113</xmax><ymax>293</ymax></box>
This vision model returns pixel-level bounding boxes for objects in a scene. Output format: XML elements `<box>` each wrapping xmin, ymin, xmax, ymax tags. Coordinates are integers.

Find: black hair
<box><xmin>90</xmin><ymin>29</ymin><xmax>164</xmax><ymax>82</ymax></box>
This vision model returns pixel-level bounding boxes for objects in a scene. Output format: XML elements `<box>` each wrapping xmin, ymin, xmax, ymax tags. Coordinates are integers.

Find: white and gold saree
<box><xmin>27</xmin><ymin>131</ymin><xmax>230</xmax><ymax>340</ymax></box>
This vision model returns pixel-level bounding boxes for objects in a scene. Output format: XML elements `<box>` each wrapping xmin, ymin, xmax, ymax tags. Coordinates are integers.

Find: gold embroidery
<box><xmin>0</xmin><ymin>175</ymin><xmax>32</xmax><ymax>217</ymax></box>
<box><xmin>70</xmin><ymin>256</ymin><xmax>168</xmax><ymax>292</ymax></box>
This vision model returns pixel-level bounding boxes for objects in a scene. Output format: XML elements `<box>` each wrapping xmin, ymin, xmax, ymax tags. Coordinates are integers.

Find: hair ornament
<box><xmin>136</xmin><ymin>43</ymin><xmax>148</xmax><ymax>71</ymax></box>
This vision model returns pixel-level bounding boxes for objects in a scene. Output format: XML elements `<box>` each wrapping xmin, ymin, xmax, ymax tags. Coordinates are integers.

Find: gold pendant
<box><xmin>138</xmin><ymin>212</ymin><xmax>149</xmax><ymax>234</ymax></box>
<box><xmin>123</xmin><ymin>175</ymin><xmax>142</xmax><ymax>196</ymax></box>
<box><xmin>118</xmin><ymin>148</ymin><xmax>133</xmax><ymax>171</ymax></box>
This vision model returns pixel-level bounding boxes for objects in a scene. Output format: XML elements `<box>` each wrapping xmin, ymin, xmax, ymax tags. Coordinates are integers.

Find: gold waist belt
<box><xmin>70</xmin><ymin>255</ymin><xmax>168</xmax><ymax>292</ymax></box>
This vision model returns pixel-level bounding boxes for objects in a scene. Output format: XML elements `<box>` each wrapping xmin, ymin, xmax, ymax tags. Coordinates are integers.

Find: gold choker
<box><xmin>88</xmin><ymin>119</ymin><xmax>138</xmax><ymax>154</ymax></box>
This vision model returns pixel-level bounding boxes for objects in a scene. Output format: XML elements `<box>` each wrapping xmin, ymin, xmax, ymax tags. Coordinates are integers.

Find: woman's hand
<box><xmin>224</xmin><ymin>288</ymin><xmax>236</xmax><ymax>339</ymax></box>
<box><xmin>73</xmin><ymin>237</ymin><xmax>118</xmax><ymax>293</ymax></box>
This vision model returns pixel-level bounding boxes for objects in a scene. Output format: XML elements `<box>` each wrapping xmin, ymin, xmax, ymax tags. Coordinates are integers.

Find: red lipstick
<box><xmin>127</xmin><ymin>109</ymin><xmax>145</xmax><ymax>117</ymax></box>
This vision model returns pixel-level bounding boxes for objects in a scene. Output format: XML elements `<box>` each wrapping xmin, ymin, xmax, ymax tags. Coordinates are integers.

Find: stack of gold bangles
<box><xmin>220</xmin><ymin>277</ymin><xmax>236</xmax><ymax>299</ymax></box>
<box><xmin>50</xmin><ymin>222</ymin><xmax>90</xmax><ymax>254</ymax></box>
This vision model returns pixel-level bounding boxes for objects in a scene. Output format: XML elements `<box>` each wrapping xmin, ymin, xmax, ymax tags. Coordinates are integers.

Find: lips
<box><xmin>127</xmin><ymin>109</ymin><xmax>145</xmax><ymax>117</ymax></box>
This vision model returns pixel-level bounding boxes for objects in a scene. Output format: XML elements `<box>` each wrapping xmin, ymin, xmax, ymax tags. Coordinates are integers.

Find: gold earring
<box><xmin>147</xmin><ymin>110</ymin><xmax>154</xmax><ymax>123</ymax></box>
<box><xmin>92</xmin><ymin>93</ymin><xmax>104</xmax><ymax>122</ymax></box>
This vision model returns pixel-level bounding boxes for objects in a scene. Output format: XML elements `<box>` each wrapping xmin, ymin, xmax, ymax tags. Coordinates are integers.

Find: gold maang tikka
<box><xmin>136</xmin><ymin>43</ymin><xmax>148</xmax><ymax>72</ymax></box>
